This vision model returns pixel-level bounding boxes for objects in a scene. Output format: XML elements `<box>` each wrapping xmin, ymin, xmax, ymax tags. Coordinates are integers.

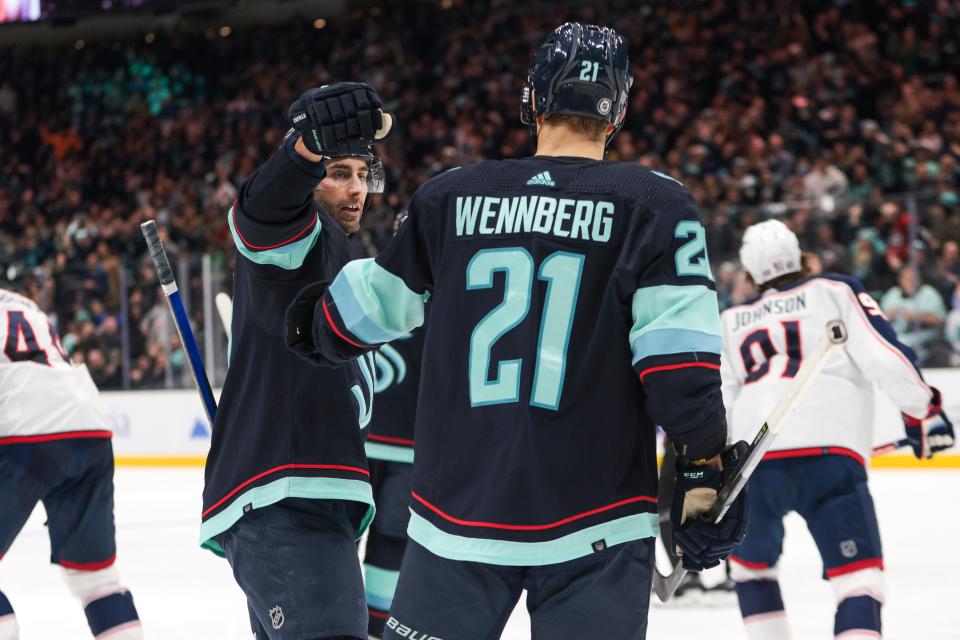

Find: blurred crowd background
<box><xmin>2</xmin><ymin>0</ymin><xmax>960</xmax><ymax>389</ymax></box>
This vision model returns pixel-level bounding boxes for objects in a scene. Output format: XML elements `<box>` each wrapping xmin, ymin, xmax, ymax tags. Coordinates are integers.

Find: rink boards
<box><xmin>104</xmin><ymin>370</ymin><xmax>960</xmax><ymax>468</ymax></box>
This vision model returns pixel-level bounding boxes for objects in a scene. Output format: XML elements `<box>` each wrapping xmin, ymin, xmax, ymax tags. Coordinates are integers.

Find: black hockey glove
<box><xmin>903</xmin><ymin>386</ymin><xmax>955</xmax><ymax>459</ymax></box>
<box><xmin>670</xmin><ymin>442</ymin><xmax>749</xmax><ymax>572</ymax></box>
<box><xmin>288</xmin><ymin>82</ymin><xmax>394</xmax><ymax>157</ymax></box>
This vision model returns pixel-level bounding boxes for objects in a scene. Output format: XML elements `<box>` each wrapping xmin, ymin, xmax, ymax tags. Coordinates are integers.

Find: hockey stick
<box><xmin>141</xmin><ymin>220</ymin><xmax>218</xmax><ymax>425</ymax></box>
<box><xmin>872</xmin><ymin>437</ymin><xmax>911</xmax><ymax>456</ymax></box>
<box><xmin>215</xmin><ymin>293</ymin><xmax>233</xmax><ymax>340</ymax></box>
<box><xmin>653</xmin><ymin>319</ymin><xmax>849</xmax><ymax>603</ymax></box>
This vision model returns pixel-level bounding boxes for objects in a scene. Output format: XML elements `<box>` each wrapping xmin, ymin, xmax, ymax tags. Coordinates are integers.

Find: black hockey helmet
<box><xmin>521</xmin><ymin>22</ymin><xmax>633</xmax><ymax>146</ymax></box>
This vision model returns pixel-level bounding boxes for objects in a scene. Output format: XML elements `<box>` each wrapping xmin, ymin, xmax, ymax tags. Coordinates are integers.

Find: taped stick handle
<box><xmin>141</xmin><ymin>220</ymin><xmax>175</xmax><ymax>287</ymax></box>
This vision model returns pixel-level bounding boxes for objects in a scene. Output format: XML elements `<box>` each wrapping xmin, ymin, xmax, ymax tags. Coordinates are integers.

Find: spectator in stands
<box><xmin>881</xmin><ymin>266</ymin><xmax>947</xmax><ymax>365</ymax></box>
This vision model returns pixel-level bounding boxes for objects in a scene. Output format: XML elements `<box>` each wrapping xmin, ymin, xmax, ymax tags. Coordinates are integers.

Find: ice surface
<box><xmin>0</xmin><ymin>468</ymin><xmax>954</xmax><ymax>639</ymax></box>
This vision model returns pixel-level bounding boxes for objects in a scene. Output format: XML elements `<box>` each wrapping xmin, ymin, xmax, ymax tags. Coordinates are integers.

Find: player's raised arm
<box><xmin>824</xmin><ymin>274</ymin><xmax>954</xmax><ymax>457</ymax></box>
<box><xmin>229</xmin><ymin>83</ymin><xmax>391</xmax><ymax>270</ymax></box>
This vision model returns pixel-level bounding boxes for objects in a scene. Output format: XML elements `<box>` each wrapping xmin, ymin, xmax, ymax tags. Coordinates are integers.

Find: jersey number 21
<box><xmin>466</xmin><ymin>248</ymin><xmax>584</xmax><ymax>411</ymax></box>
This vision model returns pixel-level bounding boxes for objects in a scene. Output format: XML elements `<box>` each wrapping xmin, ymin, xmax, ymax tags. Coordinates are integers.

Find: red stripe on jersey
<box><xmin>826</xmin><ymin>557</ymin><xmax>884</xmax><ymax>578</ymax></box>
<box><xmin>410</xmin><ymin>492</ymin><xmax>656</xmax><ymax>531</ymax></box>
<box><xmin>202</xmin><ymin>463</ymin><xmax>370</xmax><ymax>518</ymax></box>
<box><xmin>59</xmin><ymin>555</ymin><xmax>116</xmax><ymax>571</ymax></box>
<box><xmin>638</xmin><ymin>361</ymin><xmax>720</xmax><ymax>383</ymax></box>
<box><xmin>0</xmin><ymin>430</ymin><xmax>112</xmax><ymax>445</ymax></box>
<box><xmin>230</xmin><ymin>204</ymin><xmax>318</xmax><ymax>251</ymax></box>
<box><xmin>322</xmin><ymin>298</ymin><xmax>369</xmax><ymax>349</ymax></box>
<box><xmin>368</xmin><ymin>608</ymin><xmax>388</xmax><ymax>619</ymax></box>
<box><xmin>762</xmin><ymin>446</ymin><xmax>864</xmax><ymax>466</ymax></box>
<box><xmin>367</xmin><ymin>434</ymin><xmax>415</xmax><ymax>446</ymax></box>
<box><xmin>729</xmin><ymin>555</ymin><xmax>770</xmax><ymax>570</ymax></box>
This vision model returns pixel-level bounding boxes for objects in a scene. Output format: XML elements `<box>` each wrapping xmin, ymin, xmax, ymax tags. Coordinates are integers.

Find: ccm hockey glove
<box><xmin>904</xmin><ymin>387</ymin><xmax>955</xmax><ymax>459</ymax></box>
<box><xmin>670</xmin><ymin>442</ymin><xmax>749</xmax><ymax>572</ymax></box>
<box><xmin>288</xmin><ymin>82</ymin><xmax>394</xmax><ymax>157</ymax></box>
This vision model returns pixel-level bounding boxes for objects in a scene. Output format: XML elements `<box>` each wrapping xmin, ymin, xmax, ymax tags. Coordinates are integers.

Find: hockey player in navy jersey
<box><xmin>199</xmin><ymin>83</ymin><xmax>391</xmax><ymax>640</ymax></box>
<box><xmin>0</xmin><ymin>286</ymin><xmax>142</xmax><ymax>640</ymax></box>
<box><xmin>720</xmin><ymin>220</ymin><xmax>955</xmax><ymax>640</ymax></box>
<box><xmin>286</xmin><ymin>23</ymin><xmax>748</xmax><ymax>639</ymax></box>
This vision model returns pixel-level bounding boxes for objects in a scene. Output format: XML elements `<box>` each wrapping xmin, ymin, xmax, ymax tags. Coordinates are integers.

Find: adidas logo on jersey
<box><xmin>526</xmin><ymin>171</ymin><xmax>556</xmax><ymax>187</ymax></box>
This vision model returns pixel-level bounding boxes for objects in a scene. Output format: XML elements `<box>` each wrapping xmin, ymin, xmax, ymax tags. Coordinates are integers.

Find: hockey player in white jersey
<box><xmin>720</xmin><ymin>220</ymin><xmax>955</xmax><ymax>640</ymax></box>
<box><xmin>0</xmin><ymin>287</ymin><xmax>142</xmax><ymax>640</ymax></box>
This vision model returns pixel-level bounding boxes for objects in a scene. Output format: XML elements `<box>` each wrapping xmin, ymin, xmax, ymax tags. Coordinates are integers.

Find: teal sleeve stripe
<box><xmin>330</xmin><ymin>259</ymin><xmax>426</xmax><ymax>345</ymax></box>
<box><xmin>630</xmin><ymin>284</ymin><xmax>720</xmax><ymax>350</ymax></box>
<box><xmin>406</xmin><ymin>511</ymin><xmax>659</xmax><ymax>567</ymax></box>
<box><xmin>630</xmin><ymin>328</ymin><xmax>722</xmax><ymax>365</ymax></box>
<box><xmin>364</xmin><ymin>565</ymin><xmax>400</xmax><ymax>605</ymax></box>
<box><xmin>228</xmin><ymin>207</ymin><xmax>321</xmax><ymax>270</ymax></box>
<box><xmin>365</xmin><ymin>441</ymin><xmax>415</xmax><ymax>463</ymax></box>
<box><xmin>199</xmin><ymin>476</ymin><xmax>374</xmax><ymax>556</ymax></box>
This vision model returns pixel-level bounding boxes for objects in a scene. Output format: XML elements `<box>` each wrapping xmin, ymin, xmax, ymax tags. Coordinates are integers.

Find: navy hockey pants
<box><xmin>384</xmin><ymin>537</ymin><xmax>655</xmax><ymax>640</ymax></box>
<box><xmin>0</xmin><ymin>437</ymin><xmax>117</xmax><ymax>568</ymax></box>
<box><xmin>731</xmin><ymin>454</ymin><xmax>883</xmax><ymax>578</ymax></box>
<box><xmin>215</xmin><ymin>498</ymin><xmax>369</xmax><ymax>640</ymax></box>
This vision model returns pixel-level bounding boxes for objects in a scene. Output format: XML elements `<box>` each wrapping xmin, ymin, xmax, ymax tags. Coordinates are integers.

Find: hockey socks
<box><xmin>834</xmin><ymin>595</ymin><xmax>882</xmax><ymax>639</ymax></box>
<box><xmin>84</xmin><ymin>590</ymin><xmax>142</xmax><ymax>639</ymax></box>
<box><xmin>0</xmin><ymin>591</ymin><xmax>18</xmax><ymax>640</ymax></box>
<box><xmin>364</xmin><ymin>564</ymin><xmax>400</xmax><ymax>639</ymax></box>
<box><xmin>736</xmin><ymin>579</ymin><xmax>791</xmax><ymax>640</ymax></box>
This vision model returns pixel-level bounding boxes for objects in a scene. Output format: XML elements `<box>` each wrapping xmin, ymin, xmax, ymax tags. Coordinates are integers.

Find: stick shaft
<box><xmin>141</xmin><ymin>221</ymin><xmax>217</xmax><ymax>424</ymax></box>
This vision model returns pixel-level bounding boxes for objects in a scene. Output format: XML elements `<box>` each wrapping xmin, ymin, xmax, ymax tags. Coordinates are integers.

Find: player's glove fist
<box><xmin>904</xmin><ymin>387</ymin><xmax>955</xmax><ymax>459</ymax></box>
<box><xmin>288</xmin><ymin>82</ymin><xmax>394</xmax><ymax>158</ymax></box>
<box><xmin>670</xmin><ymin>441</ymin><xmax>750</xmax><ymax>572</ymax></box>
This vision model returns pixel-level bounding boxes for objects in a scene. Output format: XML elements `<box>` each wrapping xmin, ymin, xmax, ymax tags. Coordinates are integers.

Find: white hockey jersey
<box><xmin>0</xmin><ymin>288</ymin><xmax>109</xmax><ymax>441</ymax></box>
<box><xmin>720</xmin><ymin>274</ymin><xmax>931</xmax><ymax>463</ymax></box>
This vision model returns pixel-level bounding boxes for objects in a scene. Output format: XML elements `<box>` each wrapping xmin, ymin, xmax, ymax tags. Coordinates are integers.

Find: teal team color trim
<box><xmin>629</xmin><ymin>284</ymin><xmax>721</xmax><ymax>361</ymax></box>
<box><xmin>407</xmin><ymin>511</ymin><xmax>659</xmax><ymax>566</ymax></box>
<box><xmin>228</xmin><ymin>208</ymin><xmax>321</xmax><ymax>271</ymax></box>
<box><xmin>365</xmin><ymin>441</ymin><xmax>414</xmax><ymax>463</ymax></box>
<box><xmin>331</xmin><ymin>259</ymin><xmax>426</xmax><ymax>344</ymax></box>
<box><xmin>630</xmin><ymin>328</ymin><xmax>722</xmax><ymax>365</ymax></box>
<box><xmin>199</xmin><ymin>476</ymin><xmax>375</xmax><ymax>556</ymax></box>
<box><xmin>364</xmin><ymin>564</ymin><xmax>400</xmax><ymax>611</ymax></box>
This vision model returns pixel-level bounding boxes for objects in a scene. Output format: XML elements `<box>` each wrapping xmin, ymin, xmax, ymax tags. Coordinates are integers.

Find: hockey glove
<box><xmin>288</xmin><ymin>82</ymin><xmax>394</xmax><ymax>158</ymax></box>
<box><xmin>904</xmin><ymin>387</ymin><xmax>955</xmax><ymax>459</ymax></box>
<box><xmin>670</xmin><ymin>442</ymin><xmax>749</xmax><ymax>572</ymax></box>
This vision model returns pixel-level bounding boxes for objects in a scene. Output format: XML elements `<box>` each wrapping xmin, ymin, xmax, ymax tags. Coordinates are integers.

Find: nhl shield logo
<box><xmin>840</xmin><ymin>539</ymin><xmax>858</xmax><ymax>558</ymax></box>
<box><xmin>269</xmin><ymin>605</ymin><xmax>285</xmax><ymax>630</ymax></box>
<box><xmin>597</xmin><ymin>98</ymin><xmax>612</xmax><ymax>115</ymax></box>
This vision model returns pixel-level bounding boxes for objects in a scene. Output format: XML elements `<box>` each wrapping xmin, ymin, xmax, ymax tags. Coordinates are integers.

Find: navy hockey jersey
<box><xmin>287</xmin><ymin>157</ymin><xmax>726</xmax><ymax>566</ymax></box>
<box><xmin>366</xmin><ymin>321</ymin><xmax>426</xmax><ymax>464</ymax></box>
<box><xmin>200</xmin><ymin>136</ymin><xmax>376</xmax><ymax>555</ymax></box>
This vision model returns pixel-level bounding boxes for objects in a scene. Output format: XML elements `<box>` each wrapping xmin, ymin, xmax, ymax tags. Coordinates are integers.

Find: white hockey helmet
<box><xmin>739</xmin><ymin>219</ymin><xmax>802</xmax><ymax>285</ymax></box>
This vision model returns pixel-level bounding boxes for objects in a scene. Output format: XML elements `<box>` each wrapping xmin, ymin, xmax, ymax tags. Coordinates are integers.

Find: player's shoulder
<box><xmin>411</xmin><ymin>162</ymin><xmax>490</xmax><ymax>198</ymax></box>
<box><xmin>0</xmin><ymin>288</ymin><xmax>39</xmax><ymax>312</ymax></box>
<box><xmin>777</xmin><ymin>272</ymin><xmax>867</xmax><ymax>297</ymax></box>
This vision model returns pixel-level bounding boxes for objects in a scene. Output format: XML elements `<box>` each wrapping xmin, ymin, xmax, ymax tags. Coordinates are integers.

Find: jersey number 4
<box><xmin>740</xmin><ymin>320</ymin><xmax>802</xmax><ymax>383</ymax></box>
<box><xmin>466</xmin><ymin>248</ymin><xmax>584</xmax><ymax>410</ymax></box>
<box><xmin>4</xmin><ymin>311</ymin><xmax>68</xmax><ymax>366</ymax></box>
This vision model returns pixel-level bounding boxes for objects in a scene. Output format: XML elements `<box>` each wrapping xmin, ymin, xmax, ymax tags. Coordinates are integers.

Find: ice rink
<box><xmin>0</xmin><ymin>467</ymin><xmax>954</xmax><ymax>639</ymax></box>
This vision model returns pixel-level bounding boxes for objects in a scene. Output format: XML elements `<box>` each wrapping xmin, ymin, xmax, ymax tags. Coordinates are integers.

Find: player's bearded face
<box><xmin>315</xmin><ymin>157</ymin><xmax>369</xmax><ymax>234</ymax></box>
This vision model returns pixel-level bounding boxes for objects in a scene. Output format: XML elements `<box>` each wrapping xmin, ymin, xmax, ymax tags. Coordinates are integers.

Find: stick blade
<box><xmin>653</xmin><ymin>562</ymin><xmax>687</xmax><ymax>603</ymax></box>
